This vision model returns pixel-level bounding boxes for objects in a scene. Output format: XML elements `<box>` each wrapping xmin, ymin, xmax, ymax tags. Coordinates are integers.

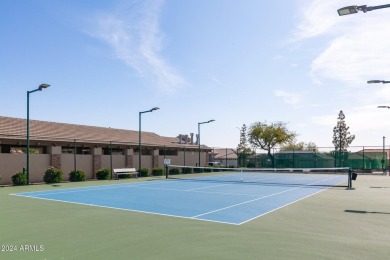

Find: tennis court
<box><xmin>2</xmin><ymin>170</ymin><xmax>390</xmax><ymax>259</ymax></box>
<box><xmin>12</xmin><ymin>168</ymin><xmax>349</xmax><ymax>225</ymax></box>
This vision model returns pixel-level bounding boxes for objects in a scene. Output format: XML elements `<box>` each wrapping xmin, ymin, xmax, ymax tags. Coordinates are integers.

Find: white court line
<box><xmin>192</xmin><ymin>175</ymin><xmax>342</xmax><ymax>219</ymax></box>
<box><xmin>11</xmin><ymin>174</ymin><xmax>346</xmax><ymax>225</ymax></box>
<box><xmin>11</xmin><ymin>195</ymin><xmax>240</xmax><ymax>225</ymax></box>
<box><xmin>10</xmin><ymin>180</ymin><xmax>167</xmax><ymax>196</ymax></box>
<box><xmin>131</xmin><ymin>185</ymin><xmax>262</xmax><ymax>197</ymax></box>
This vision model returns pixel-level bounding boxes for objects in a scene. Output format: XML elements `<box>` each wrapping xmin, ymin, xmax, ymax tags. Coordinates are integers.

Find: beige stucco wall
<box><xmin>0</xmin><ymin>154</ymin><xmax>50</xmax><ymax>184</ymax></box>
<box><xmin>0</xmin><ymin>151</ymin><xmax>208</xmax><ymax>185</ymax></box>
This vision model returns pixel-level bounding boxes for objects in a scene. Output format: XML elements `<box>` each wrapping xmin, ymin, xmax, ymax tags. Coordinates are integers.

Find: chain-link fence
<box><xmin>215</xmin><ymin>146</ymin><xmax>388</xmax><ymax>172</ymax></box>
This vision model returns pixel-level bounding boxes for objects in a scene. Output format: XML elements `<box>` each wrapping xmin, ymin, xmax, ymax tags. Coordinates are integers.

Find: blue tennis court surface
<box><xmin>12</xmin><ymin>172</ymin><xmax>347</xmax><ymax>225</ymax></box>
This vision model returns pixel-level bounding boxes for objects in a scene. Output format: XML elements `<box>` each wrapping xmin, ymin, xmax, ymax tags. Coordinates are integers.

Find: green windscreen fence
<box><xmin>237</xmin><ymin>147</ymin><xmax>388</xmax><ymax>172</ymax></box>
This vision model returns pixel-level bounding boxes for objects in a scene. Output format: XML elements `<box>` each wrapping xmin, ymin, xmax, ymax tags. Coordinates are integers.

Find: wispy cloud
<box><xmin>293</xmin><ymin>0</ymin><xmax>390</xmax><ymax>87</ymax></box>
<box><xmin>87</xmin><ymin>0</ymin><xmax>184</xmax><ymax>92</ymax></box>
<box><xmin>292</xmin><ymin>0</ymin><xmax>341</xmax><ymax>42</ymax></box>
<box><xmin>274</xmin><ymin>90</ymin><xmax>302</xmax><ymax>107</ymax></box>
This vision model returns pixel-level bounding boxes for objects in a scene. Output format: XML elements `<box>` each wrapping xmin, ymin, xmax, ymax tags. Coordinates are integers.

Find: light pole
<box><xmin>198</xmin><ymin>119</ymin><xmax>215</xmax><ymax>167</ymax></box>
<box><xmin>27</xmin><ymin>83</ymin><xmax>50</xmax><ymax>184</ymax></box>
<box><xmin>138</xmin><ymin>107</ymin><xmax>159</xmax><ymax>172</ymax></box>
<box><xmin>338</xmin><ymin>4</ymin><xmax>390</xmax><ymax>16</ymax></box>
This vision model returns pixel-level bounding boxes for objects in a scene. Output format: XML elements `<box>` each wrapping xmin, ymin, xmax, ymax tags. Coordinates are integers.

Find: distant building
<box><xmin>209</xmin><ymin>148</ymin><xmax>237</xmax><ymax>167</ymax></box>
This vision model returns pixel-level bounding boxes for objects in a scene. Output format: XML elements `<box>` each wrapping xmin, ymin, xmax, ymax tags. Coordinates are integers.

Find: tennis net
<box><xmin>165</xmin><ymin>165</ymin><xmax>353</xmax><ymax>188</ymax></box>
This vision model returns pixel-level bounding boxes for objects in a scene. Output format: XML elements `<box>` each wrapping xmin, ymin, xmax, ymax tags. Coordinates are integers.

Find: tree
<box><xmin>280</xmin><ymin>141</ymin><xmax>318</xmax><ymax>151</ymax></box>
<box><xmin>236</xmin><ymin>124</ymin><xmax>253</xmax><ymax>167</ymax></box>
<box><xmin>332</xmin><ymin>110</ymin><xmax>355</xmax><ymax>166</ymax></box>
<box><xmin>248</xmin><ymin>121</ymin><xmax>296</xmax><ymax>167</ymax></box>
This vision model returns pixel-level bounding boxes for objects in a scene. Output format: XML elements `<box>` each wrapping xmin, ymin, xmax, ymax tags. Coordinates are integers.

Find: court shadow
<box><xmin>345</xmin><ymin>209</ymin><xmax>390</xmax><ymax>215</ymax></box>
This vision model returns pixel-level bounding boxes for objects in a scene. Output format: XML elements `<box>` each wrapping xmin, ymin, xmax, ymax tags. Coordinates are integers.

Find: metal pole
<box><xmin>138</xmin><ymin>107</ymin><xmax>159</xmax><ymax>172</ymax></box>
<box><xmin>74</xmin><ymin>139</ymin><xmax>76</xmax><ymax>171</ymax></box>
<box><xmin>362</xmin><ymin>146</ymin><xmax>365</xmax><ymax>171</ymax></box>
<box><xmin>139</xmin><ymin>112</ymin><xmax>141</xmax><ymax>171</ymax></box>
<box><xmin>110</xmin><ymin>141</ymin><xmax>113</xmax><ymax>179</ymax></box>
<box><xmin>26</xmin><ymin>91</ymin><xmax>30</xmax><ymax>184</ymax></box>
<box><xmin>383</xmin><ymin>137</ymin><xmax>386</xmax><ymax>174</ymax></box>
<box><xmin>26</xmin><ymin>84</ymin><xmax>50</xmax><ymax>185</ymax></box>
<box><xmin>183</xmin><ymin>147</ymin><xmax>186</xmax><ymax>166</ymax></box>
<box><xmin>198</xmin><ymin>123</ymin><xmax>200</xmax><ymax>167</ymax></box>
<box><xmin>224</xmin><ymin>148</ymin><xmax>226</xmax><ymax>167</ymax></box>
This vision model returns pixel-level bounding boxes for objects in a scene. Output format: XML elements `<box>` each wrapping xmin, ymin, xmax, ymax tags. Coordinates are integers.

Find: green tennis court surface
<box><xmin>1</xmin><ymin>174</ymin><xmax>390</xmax><ymax>259</ymax></box>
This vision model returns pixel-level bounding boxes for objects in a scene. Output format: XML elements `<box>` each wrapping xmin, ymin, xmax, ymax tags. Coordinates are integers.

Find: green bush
<box><xmin>43</xmin><ymin>167</ymin><xmax>63</xmax><ymax>184</ymax></box>
<box><xmin>203</xmin><ymin>166</ymin><xmax>213</xmax><ymax>173</ymax></box>
<box><xmin>182</xmin><ymin>167</ymin><xmax>193</xmax><ymax>174</ymax></box>
<box><xmin>11</xmin><ymin>172</ymin><xmax>27</xmax><ymax>186</ymax></box>
<box><xmin>194</xmin><ymin>168</ymin><xmax>203</xmax><ymax>173</ymax></box>
<box><xmin>96</xmin><ymin>168</ymin><xmax>111</xmax><ymax>180</ymax></box>
<box><xmin>69</xmin><ymin>169</ymin><xmax>87</xmax><ymax>182</ymax></box>
<box><xmin>246</xmin><ymin>162</ymin><xmax>256</xmax><ymax>168</ymax></box>
<box><xmin>138</xmin><ymin>168</ymin><xmax>149</xmax><ymax>177</ymax></box>
<box><xmin>169</xmin><ymin>168</ymin><xmax>180</xmax><ymax>175</ymax></box>
<box><xmin>151</xmin><ymin>167</ymin><xmax>164</xmax><ymax>176</ymax></box>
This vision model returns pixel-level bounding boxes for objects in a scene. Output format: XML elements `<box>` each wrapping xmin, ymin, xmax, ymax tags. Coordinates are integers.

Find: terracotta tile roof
<box><xmin>0</xmin><ymin>116</ymin><xmax>204</xmax><ymax>149</ymax></box>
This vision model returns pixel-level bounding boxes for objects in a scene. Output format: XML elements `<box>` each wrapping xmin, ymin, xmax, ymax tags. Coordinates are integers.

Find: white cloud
<box><xmin>87</xmin><ymin>0</ymin><xmax>184</xmax><ymax>92</ymax></box>
<box><xmin>292</xmin><ymin>0</ymin><xmax>341</xmax><ymax>41</ymax></box>
<box><xmin>310</xmin><ymin>21</ymin><xmax>390</xmax><ymax>86</ymax></box>
<box><xmin>274</xmin><ymin>90</ymin><xmax>302</xmax><ymax>106</ymax></box>
<box><xmin>293</xmin><ymin>0</ymin><xmax>390</xmax><ymax>96</ymax></box>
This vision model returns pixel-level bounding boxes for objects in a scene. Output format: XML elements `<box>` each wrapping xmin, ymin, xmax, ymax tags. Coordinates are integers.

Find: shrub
<box><xmin>12</xmin><ymin>172</ymin><xmax>27</xmax><ymax>186</ymax></box>
<box><xmin>43</xmin><ymin>167</ymin><xmax>63</xmax><ymax>184</ymax></box>
<box><xmin>69</xmin><ymin>169</ymin><xmax>87</xmax><ymax>182</ymax></box>
<box><xmin>151</xmin><ymin>167</ymin><xmax>164</xmax><ymax>176</ymax></box>
<box><xmin>138</xmin><ymin>168</ymin><xmax>149</xmax><ymax>177</ymax></box>
<box><xmin>96</xmin><ymin>168</ymin><xmax>111</xmax><ymax>180</ymax></box>
<box><xmin>246</xmin><ymin>162</ymin><xmax>256</xmax><ymax>168</ymax></box>
<box><xmin>182</xmin><ymin>167</ymin><xmax>193</xmax><ymax>174</ymax></box>
<box><xmin>169</xmin><ymin>168</ymin><xmax>180</xmax><ymax>175</ymax></box>
<box><xmin>203</xmin><ymin>167</ymin><xmax>213</xmax><ymax>173</ymax></box>
<box><xmin>194</xmin><ymin>168</ymin><xmax>203</xmax><ymax>173</ymax></box>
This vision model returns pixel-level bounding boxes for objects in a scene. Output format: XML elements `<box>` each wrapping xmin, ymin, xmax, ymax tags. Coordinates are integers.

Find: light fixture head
<box><xmin>337</xmin><ymin>5</ymin><xmax>358</xmax><ymax>16</ymax></box>
<box><xmin>38</xmin><ymin>83</ymin><xmax>50</xmax><ymax>90</ymax></box>
<box><xmin>367</xmin><ymin>80</ymin><xmax>382</xmax><ymax>84</ymax></box>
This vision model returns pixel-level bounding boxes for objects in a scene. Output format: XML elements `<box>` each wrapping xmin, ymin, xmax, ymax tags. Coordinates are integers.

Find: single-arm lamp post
<box><xmin>138</xmin><ymin>107</ymin><xmax>159</xmax><ymax>172</ymax></box>
<box><xmin>27</xmin><ymin>83</ymin><xmax>50</xmax><ymax>184</ymax></box>
<box><xmin>197</xmin><ymin>119</ymin><xmax>215</xmax><ymax>167</ymax></box>
<box><xmin>338</xmin><ymin>4</ymin><xmax>390</xmax><ymax>16</ymax></box>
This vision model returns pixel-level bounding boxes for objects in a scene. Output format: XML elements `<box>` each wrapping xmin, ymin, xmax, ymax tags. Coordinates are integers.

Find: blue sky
<box><xmin>1</xmin><ymin>0</ymin><xmax>390</xmax><ymax>150</ymax></box>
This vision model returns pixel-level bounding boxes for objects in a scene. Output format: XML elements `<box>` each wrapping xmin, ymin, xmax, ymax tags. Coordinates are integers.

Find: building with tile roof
<box><xmin>0</xmin><ymin>116</ymin><xmax>212</xmax><ymax>185</ymax></box>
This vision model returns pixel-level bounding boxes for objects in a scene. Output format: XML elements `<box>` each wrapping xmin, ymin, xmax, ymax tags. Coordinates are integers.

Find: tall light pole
<box><xmin>138</xmin><ymin>107</ymin><xmax>159</xmax><ymax>171</ymax></box>
<box><xmin>338</xmin><ymin>4</ymin><xmax>390</xmax><ymax>16</ymax></box>
<box><xmin>198</xmin><ymin>119</ymin><xmax>215</xmax><ymax>167</ymax></box>
<box><xmin>27</xmin><ymin>83</ymin><xmax>50</xmax><ymax>184</ymax></box>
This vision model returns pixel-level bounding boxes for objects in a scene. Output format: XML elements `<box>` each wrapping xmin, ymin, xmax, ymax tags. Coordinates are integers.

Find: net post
<box><xmin>348</xmin><ymin>168</ymin><xmax>352</xmax><ymax>189</ymax></box>
<box><xmin>165</xmin><ymin>164</ymin><xmax>168</xmax><ymax>179</ymax></box>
